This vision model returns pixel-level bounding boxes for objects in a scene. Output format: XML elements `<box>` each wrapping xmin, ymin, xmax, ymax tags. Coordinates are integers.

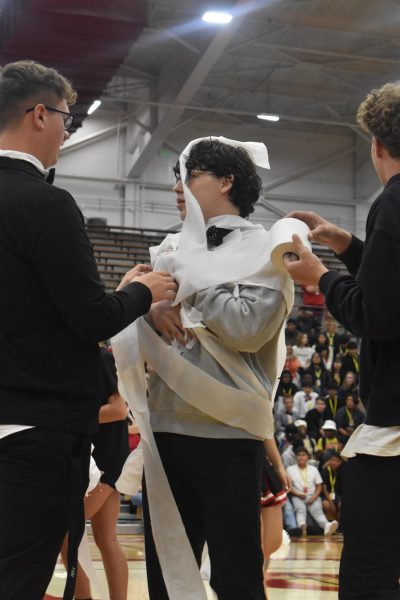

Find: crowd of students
<box><xmin>273</xmin><ymin>310</ymin><xmax>364</xmax><ymax>536</ymax></box>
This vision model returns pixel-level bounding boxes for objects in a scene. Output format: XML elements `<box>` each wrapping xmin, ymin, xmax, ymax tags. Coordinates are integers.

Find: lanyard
<box><xmin>328</xmin><ymin>466</ymin><xmax>337</xmax><ymax>491</ymax></box>
<box><xmin>329</xmin><ymin>396</ymin><xmax>338</xmax><ymax>416</ymax></box>
<box><xmin>353</xmin><ymin>356</ymin><xmax>359</xmax><ymax>373</ymax></box>
<box><xmin>346</xmin><ymin>408</ymin><xmax>354</xmax><ymax>426</ymax></box>
<box><xmin>299</xmin><ymin>466</ymin><xmax>308</xmax><ymax>486</ymax></box>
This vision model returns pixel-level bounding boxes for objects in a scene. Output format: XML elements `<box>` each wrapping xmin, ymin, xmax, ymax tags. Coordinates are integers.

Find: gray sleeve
<box><xmin>191</xmin><ymin>284</ymin><xmax>286</xmax><ymax>353</ymax></box>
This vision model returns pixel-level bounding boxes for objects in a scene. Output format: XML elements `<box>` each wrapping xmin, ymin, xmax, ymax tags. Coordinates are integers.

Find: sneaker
<box><xmin>324</xmin><ymin>520</ymin><xmax>339</xmax><ymax>536</ymax></box>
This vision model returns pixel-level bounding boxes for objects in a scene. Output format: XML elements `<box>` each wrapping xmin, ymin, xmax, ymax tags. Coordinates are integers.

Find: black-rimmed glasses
<box><xmin>173</xmin><ymin>166</ymin><xmax>215</xmax><ymax>182</ymax></box>
<box><xmin>26</xmin><ymin>105</ymin><xmax>74</xmax><ymax>130</ymax></box>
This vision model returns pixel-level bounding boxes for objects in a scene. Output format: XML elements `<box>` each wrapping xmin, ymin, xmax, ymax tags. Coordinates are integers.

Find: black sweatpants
<box><xmin>339</xmin><ymin>454</ymin><xmax>400</xmax><ymax>600</ymax></box>
<box><xmin>143</xmin><ymin>432</ymin><xmax>267</xmax><ymax>600</ymax></box>
<box><xmin>0</xmin><ymin>427</ymin><xmax>91</xmax><ymax>600</ymax></box>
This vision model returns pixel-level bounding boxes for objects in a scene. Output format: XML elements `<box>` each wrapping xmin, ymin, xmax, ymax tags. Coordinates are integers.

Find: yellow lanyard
<box><xmin>327</xmin><ymin>333</ymin><xmax>334</xmax><ymax>346</ymax></box>
<box><xmin>346</xmin><ymin>408</ymin><xmax>354</xmax><ymax>426</ymax></box>
<box><xmin>329</xmin><ymin>396</ymin><xmax>338</xmax><ymax>417</ymax></box>
<box><xmin>299</xmin><ymin>466</ymin><xmax>308</xmax><ymax>486</ymax></box>
<box><xmin>315</xmin><ymin>368</ymin><xmax>321</xmax><ymax>382</ymax></box>
<box><xmin>328</xmin><ymin>466</ymin><xmax>337</xmax><ymax>491</ymax></box>
<box><xmin>353</xmin><ymin>356</ymin><xmax>359</xmax><ymax>373</ymax></box>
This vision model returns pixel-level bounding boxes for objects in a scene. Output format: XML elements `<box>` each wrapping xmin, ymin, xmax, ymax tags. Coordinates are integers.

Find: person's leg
<box><xmin>339</xmin><ymin>454</ymin><xmax>400</xmax><ymax>600</ymax></box>
<box><xmin>282</xmin><ymin>499</ymin><xmax>298</xmax><ymax>530</ymax></box>
<box><xmin>61</xmin><ymin>482</ymin><xmax>115</xmax><ymax>600</ymax></box>
<box><xmin>197</xmin><ymin>438</ymin><xmax>266</xmax><ymax>600</ymax></box>
<box><xmin>0</xmin><ymin>428</ymin><xmax>89</xmax><ymax>600</ymax></box>
<box><xmin>307</xmin><ymin>497</ymin><xmax>329</xmax><ymax>529</ymax></box>
<box><xmin>90</xmin><ymin>489</ymin><xmax>128</xmax><ymax>600</ymax></box>
<box><xmin>291</xmin><ymin>496</ymin><xmax>307</xmax><ymax>534</ymax></box>
<box><xmin>261</xmin><ymin>505</ymin><xmax>283</xmax><ymax>565</ymax></box>
<box><xmin>143</xmin><ymin>434</ymin><xmax>206</xmax><ymax>600</ymax></box>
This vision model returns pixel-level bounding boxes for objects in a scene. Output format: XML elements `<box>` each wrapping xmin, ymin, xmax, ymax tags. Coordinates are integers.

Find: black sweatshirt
<box><xmin>0</xmin><ymin>157</ymin><xmax>151</xmax><ymax>433</ymax></box>
<box><xmin>319</xmin><ymin>172</ymin><xmax>400</xmax><ymax>426</ymax></box>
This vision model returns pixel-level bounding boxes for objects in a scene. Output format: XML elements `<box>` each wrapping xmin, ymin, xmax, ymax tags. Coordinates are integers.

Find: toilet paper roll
<box><xmin>269</xmin><ymin>217</ymin><xmax>311</xmax><ymax>272</ymax></box>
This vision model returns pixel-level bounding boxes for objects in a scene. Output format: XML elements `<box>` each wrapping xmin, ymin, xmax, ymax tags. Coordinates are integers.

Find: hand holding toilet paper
<box><xmin>277</xmin><ymin>218</ymin><xmax>329</xmax><ymax>285</ymax></box>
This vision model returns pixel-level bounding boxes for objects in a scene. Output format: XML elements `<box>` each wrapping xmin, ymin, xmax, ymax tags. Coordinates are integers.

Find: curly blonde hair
<box><xmin>357</xmin><ymin>82</ymin><xmax>400</xmax><ymax>158</ymax></box>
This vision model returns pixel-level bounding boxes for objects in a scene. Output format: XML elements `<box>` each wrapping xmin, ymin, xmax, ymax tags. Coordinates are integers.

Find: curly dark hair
<box><xmin>357</xmin><ymin>82</ymin><xmax>400</xmax><ymax>158</ymax></box>
<box><xmin>179</xmin><ymin>139</ymin><xmax>263</xmax><ymax>218</ymax></box>
<box><xmin>0</xmin><ymin>60</ymin><xmax>76</xmax><ymax>132</ymax></box>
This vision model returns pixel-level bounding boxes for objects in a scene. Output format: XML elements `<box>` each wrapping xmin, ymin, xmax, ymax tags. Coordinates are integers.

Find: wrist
<box><xmin>329</xmin><ymin>229</ymin><xmax>352</xmax><ymax>255</ymax></box>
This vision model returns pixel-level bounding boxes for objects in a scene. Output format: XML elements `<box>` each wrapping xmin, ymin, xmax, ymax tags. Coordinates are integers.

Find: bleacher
<box><xmin>86</xmin><ymin>222</ymin><xmax>349</xmax><ymax>293</ymax></box>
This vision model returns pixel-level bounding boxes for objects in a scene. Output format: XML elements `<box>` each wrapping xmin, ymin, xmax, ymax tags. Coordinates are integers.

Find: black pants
<box><xmin>0</xmin><ymin>427</ymin><xmax>90</xmax><ymax>600</ymax></box>
<box><xmin>143</xmin><ymin>433</ymin><xmax>266</xmax><ymax>600</ymax></box>
<box><xmin>339</xmin><ymin>454</ymin><xmax>400</xmax><ymax>600</ymax></box>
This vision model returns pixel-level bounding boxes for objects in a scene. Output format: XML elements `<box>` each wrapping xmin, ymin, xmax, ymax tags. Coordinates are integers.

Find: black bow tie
<box><xmin>206</xmin><ymin>225</ymin><xmax>233</xmax><ymax>248</ymax></box>
<box><xmin>45</xmin><ymin>168</ymin><xmax>55</xmax><ymax>184</ymax></box>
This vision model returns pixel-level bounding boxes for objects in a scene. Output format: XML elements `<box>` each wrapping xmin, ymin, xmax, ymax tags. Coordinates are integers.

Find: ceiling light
<box><xmin>87</xmin><ymin>100</ymin><xmax>101</xmax><ymax>115</ymax></box>
<box><xmin>202</xmin><ymin>11</ymin><xmax>233</xmax><ymax>24</ymax></box>
<box><xmin>257</xmin><ymin>113</ymin><xmax>280</xmax><ymax>122</ymax></box>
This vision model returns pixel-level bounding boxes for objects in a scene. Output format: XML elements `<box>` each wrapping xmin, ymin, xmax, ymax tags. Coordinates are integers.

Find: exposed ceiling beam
<box><xmin>126</xmin><ymin>0</ymin><xmax>258</xmax><ymax>178</ymax></box>
<box><xmin>251</xmin><ymin>41</ymin><xmax>400</xmax><ymax>69</ymax></box>
<box><xmin>264</xmin><ymin>9</ymin><xmax>400</xmax><ymax>42</ymax></box>
<box><xmin>262</xmin><ymin>145</ymin><xmax>357</xmax><ymax>193</ymax></box>
<box><xmin>101</xmin><ymin>95</ymin><xmax>359</xmax><ymax>129</ymax></box>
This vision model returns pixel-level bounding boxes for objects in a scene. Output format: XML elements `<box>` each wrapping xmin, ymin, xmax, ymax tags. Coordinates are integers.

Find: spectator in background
<box><xmin>337</xmin><ymin>333</ymin><xmax>350</xmax><ymax>357</ymax></box>
<box><xmin>340</xmin><ymin>341</ymin><xmax>360</xmax><ymax>381</ymax></box>
<box><xmin>284</xmin><ymin>346</ymin><xmax>301</xmax><ymax>383</ymax></box>
<box><xmin>301</xmin><ymin>283</ymin><xmax>325</xmax><ymax>326</ymax></box>
<box><xmin>324</xmin><ymin>319</ymin><xmax>340</xmax><ymax>357</ymax></box>
<box><xmin>316</xmin><ymin>343</ymin><xmax>333</xmax><ymax>371</ymax></box>
<box><xmin>292</xmin><ymin>332</ymin><xmax>314</xmax><ymax>372</ymax></box>
<box><xmin>306</xmin><ymin>351</ymin><xmax>332</xmax><ymax>396</ymax></box>
<box><xmin>287</xmin><ymin>447</ymin><xmax>338</xmax><ymax>537</ymax></box>
<box><xmin>321</xmin><ymin>451</ymin><xmax>344</xmax><ymax>524</ymax></box>
<box><xmin>305</xmin><ymin>397</ymin><xmax>333</xmax><ymax>441</ymax></box>
<box><xmin>295</xmin><ymin>308</ymin><xmax>319</xmax><ymax>342</ymax></box>
<box><xmin>315</xmin><ymin>420</ymin><xmax>341</xmax><ymax>464</ymax></box>
<box><xmin>335</xmin><ymin>394</ymin><xmax>364</xmax><ymax>445</ymax></box>
<box><xmin>324</xmin><ymin>381</ymin><xmax>344</xmax><ymax>419</ymax></box>
<box><xmin>274</xmin><ymin>370</ymin><xmax>299</xmax><ymax>411</ymax></box>
<box><xmin>294</xmin><ymin>419</ymin><xmax>316</xmax><ymax>458</ymax></box>
<box><xmin>281</xmin><ymin>425</ymin><xmax>304</xmax><ymax>469</ymax></box>
<box><xmin>285</xmin><ymin>318</ymin><xmax>301</xmax><ymax>346</ymax></box>
<box><xmin>275</xmin><ymin>395</ymin><xmax>299</xmax><ymax>444</ymax></box>
<box><xmin>338</xmin><ymin>371</ymin><xmax>359</xmax><ymax>403</ymax></box>
<box><xmin>293</xmin><ymin>379</ymin><xmax>319</xmax><ymax>418</ymax></box>
<box><xmin>330</xmin><ymin>355</ymin><xmax>343</xmax><ymax>387</ymax></box>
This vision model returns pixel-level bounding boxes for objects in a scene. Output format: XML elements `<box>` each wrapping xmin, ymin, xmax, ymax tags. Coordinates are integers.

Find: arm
<box><xmin>99</xmin><ymin>392</ymin><xmax>128</xmax><ymax>423</ymax></box>
<box><xmin>30</xmin><ymin>191</ymin><xmax>175</xmax><ymax>343</ymax></box>
<box><xmin>264</xmin><ymin>438</ymin><xmax>290</xmax><ymax>489</ymax></box>
<box><xmin>192</xmin><ymin>285</ymin><xmax>286</xmax><ymax>352</ymax></box>
<box><xmin>307</xmin><ymin>483</ymin><xmax>322</xmax><ymax>505</ymax></box>
<box><xmin>286</xmin><ymin>196</ymin><xmax>400</xmax><ymax>339</ymax></box>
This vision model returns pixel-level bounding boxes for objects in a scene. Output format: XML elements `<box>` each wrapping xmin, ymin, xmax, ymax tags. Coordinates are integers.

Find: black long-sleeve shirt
<box><xmin>319</xmin><ymin>173</ymin><xmax>400</xmax><ymax>426</ymax></box>
<box><xmin>0</xmin><ymin>158</ymin><xmax>151</xmax><ymax>433</ymax></box>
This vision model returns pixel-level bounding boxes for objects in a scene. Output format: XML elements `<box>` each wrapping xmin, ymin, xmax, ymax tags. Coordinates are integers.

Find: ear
<box><xmin>220</xmin><ymin>174</ymin><xmax>234</xmax><ymax>195</ymax></box>
<box><xmin>372</xmin><ymin>136</ymin><xmax>384</xmax><ymax>158</ymax></box>
<box><xmin>31</xmin><ymin>104</ymin><xmax>46</xmax><ymax>130</ymax></box>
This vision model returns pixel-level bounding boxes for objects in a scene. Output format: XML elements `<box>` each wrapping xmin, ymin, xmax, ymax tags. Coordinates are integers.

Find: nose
<box><xmin>63</xmin><ymin>130</ymin><xmax>70</xmax><ymax>142</ymax></box>
<box><xmin>173</xmin><ymin>179</ymin><xmax>183</xmax><ymax>192</ymax></box>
